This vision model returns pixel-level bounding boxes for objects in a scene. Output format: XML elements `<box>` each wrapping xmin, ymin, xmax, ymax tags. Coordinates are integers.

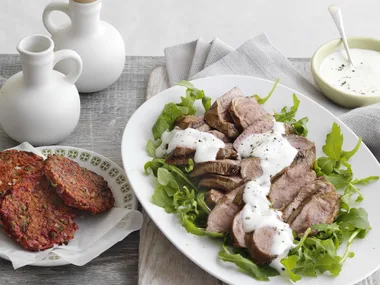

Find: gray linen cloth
<box><xmin>164</xmin><ymin>33</ymin><xmax>380</xmax><ymax>158</ymax></box>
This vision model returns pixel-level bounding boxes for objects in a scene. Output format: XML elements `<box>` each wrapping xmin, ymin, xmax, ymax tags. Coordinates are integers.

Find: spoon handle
<box><xmin>328</xmin><ymin>5</ymin><xmax>355</xmax><ymax>68</ymax></box>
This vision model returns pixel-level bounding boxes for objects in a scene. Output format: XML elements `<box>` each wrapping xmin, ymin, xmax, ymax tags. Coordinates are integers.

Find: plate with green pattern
<box><xmin>1</xmin><ymin>145</ymin><xmax>138</xmax><ymax>267</ymax></box>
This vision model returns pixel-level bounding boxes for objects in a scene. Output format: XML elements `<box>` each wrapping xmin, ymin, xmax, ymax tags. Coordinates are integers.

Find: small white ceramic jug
<box><xmin>0</xmin><ymin>35</ymin><xmax>82</xmax><ymax>146</ymax></box>
<box><xmin>43</xmin><ymin>0</ymin><xmax>126</xmax><ymax>93</ymax></box>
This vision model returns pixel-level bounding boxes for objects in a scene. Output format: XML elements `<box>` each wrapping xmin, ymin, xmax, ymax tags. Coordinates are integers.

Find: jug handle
<box><xmin>43</xmin><ymin>2</ymin><xmax>70</xmax><ymax>35</ymax></box>
<box><xmin>54</xmin><ymin>50</ymin><xmax>83</xmax><ymax>84</ymax></box>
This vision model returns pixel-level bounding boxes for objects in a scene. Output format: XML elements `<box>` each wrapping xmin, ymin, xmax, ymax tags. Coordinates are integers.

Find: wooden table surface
<box><xmin>0</xmin><ymin>56</ymin><xmax>377</xmax><ymax>285</ymax></box>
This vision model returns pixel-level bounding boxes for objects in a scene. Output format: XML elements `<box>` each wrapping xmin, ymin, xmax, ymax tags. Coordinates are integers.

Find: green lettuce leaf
<box><xmin>351</xmin><ymin>176</ymin><xmax>379</xmax><ymax>185</ymax></box>
<box><xmin>196</xmin><ymin>192</ymin><xmax>211</xmax><ymax>214</ymax></box>
<box><xmin>184</xmin><ymin>158</ymin><xmax>194</xmax><ymax>172</ymax></box>
<box><xmin>252</xmin><ymin>78</ymin><xmax>279</xmax><ymax>104</ymax></box>
<box><xmin>281</xmin><ymin>255</ymin><xmax>302</xmax><ymax>282</ymax></box>
<box><xmin>274</xmin><ymin>94</ymin><xmax>300</xmax><ymax>122</ymax></box>
<box><xmin>273</xmin><ymin>93</ymin><xmax>308</xmax><ymax>137</ymax></box>
<box><xmin>151</xmin><ymin>81</ymin><xmax>211</xmax><ymax>140</ymax></box>
<box><xmin>292</xmin><ymin>117</ymin><xmax>309</xmax><ymax>137</ymax></box>
<box><xmin>322</xmin><ymin>122</ymin><xmax>343</xmax><ymax>160</ymax></box>
<box><xmin>341</xmin><ymin>137</ymin><xmax>362</xmax><ymax>160</ymax></box>
<box><xmin>337</xmin><ymin>207</ymin><xmax>371</xmax><ymax>236</ymax></box>
<box><xmin>146</xmin><ymin>139</ymin><xmax>162</xmax><ymax>157</ymax></box>
<box><xmin>218</xmin><ymin>243</ymin><xmax>272</xmax><ymax>281</ymax></box>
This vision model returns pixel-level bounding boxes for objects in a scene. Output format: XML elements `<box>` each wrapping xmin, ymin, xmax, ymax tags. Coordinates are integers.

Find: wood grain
<box><xmin>0</xmin><ymin>55</ymin><xmax>165</xmax><ymax>285</ymax></box>
<box><xmin>141</xmin><ymin>59</ymin><xmax>377</xmax><ymax>285</ymax></box>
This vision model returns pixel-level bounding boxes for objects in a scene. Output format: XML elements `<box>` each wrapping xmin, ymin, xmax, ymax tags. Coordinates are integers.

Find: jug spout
<box><xmin>17</xmin><ymin>35</ymin><xmax>54</xmax><ymax>87</ymax></box>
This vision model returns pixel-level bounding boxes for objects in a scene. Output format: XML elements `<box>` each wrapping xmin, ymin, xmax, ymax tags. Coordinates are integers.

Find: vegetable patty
<box><xmin>0</xmin><ymin>150</ymin><xmax>44</xmax><ymax>198</ymax></box>
<box><xmin>0</xmin><ymin>176</ymin><xmax>77</xmax><ymax>251</ymax></box>
<box><xmin>44</xmin><ymin>155</ymin><xmax>114</xmax><ymax>214</ymax></box>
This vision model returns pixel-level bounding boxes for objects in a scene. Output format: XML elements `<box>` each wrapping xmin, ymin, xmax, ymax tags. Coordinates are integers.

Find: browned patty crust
<box><xmin>0</xmin><ymin>176</ymin><xmax>78</xmax><ymax>251</ymax></box>
<box><xmin>0</xmin><ymin>150</ymin><xmax>44</xmax><ymax>197</ymax></box>
<box><xmin>44</xmin><ymin>155</ymin><xmax>115</xmax><ymax>214</ymax></box>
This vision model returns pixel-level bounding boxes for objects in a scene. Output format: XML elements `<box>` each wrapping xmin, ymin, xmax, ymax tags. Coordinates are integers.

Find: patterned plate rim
<box><xmin>1</xmin><ymin>145</ymin><xmax>137</xmax><ymax>267</ymax></box>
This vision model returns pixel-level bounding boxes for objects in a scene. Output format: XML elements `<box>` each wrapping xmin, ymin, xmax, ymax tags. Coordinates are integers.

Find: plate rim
<box><xmin>121</xmin><ymin>75</ymin><xmax>380</xmax><ymax>285</ymax></box>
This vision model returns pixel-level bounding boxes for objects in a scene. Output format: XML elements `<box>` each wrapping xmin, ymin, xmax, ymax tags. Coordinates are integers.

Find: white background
<box><xmin>0</xmin><ymin>0</ymin><xmax>379</xmax><ymax>57</ymax></box>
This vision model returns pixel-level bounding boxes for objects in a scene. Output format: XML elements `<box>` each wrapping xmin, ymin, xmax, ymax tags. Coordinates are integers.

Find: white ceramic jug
<box><xmin>0</xmin><ymin>35</ymin><xmax>82</xmax><ymax>146</ymax></box>
<box><xmin>43</xmin><ymin>0</ymin><xmax>126</xmax><ymax>93</ymax></box>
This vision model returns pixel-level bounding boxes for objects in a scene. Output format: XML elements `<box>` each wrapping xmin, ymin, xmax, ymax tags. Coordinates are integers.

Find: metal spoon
<box><xmin>328</xmin><ymin>5</ymin><xmax>355</xmax><ymax>69</ymax></box>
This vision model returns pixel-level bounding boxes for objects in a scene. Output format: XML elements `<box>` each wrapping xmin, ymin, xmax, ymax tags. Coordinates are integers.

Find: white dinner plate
<box><xmin>0</xmin><ymin>145</ymin><xmax>138</xmax><ymax>267</ymax></box>
<box><xmin>121</xmin><ymin>75</ymin><xmax>380</xmax><ymax>284</ymax></box>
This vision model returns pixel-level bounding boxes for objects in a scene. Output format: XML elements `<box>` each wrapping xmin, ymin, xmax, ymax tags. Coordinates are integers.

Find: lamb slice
<box><xmin>165</xmin><ymin>155</ymin><xmax>192</xmax><ymax>166</ymax></box>
<box><xmin>283</xmin><ymin>177</ymin><xmax>334</xmax><ymax>222</ymax></box>
<box><xmin>167</xmin><ymin>146</ymin><xmax>195</xmax><ymax>157</ymax></box>
<box><xmin>231</xmin><ymin>211</ymin><xmax>246</xmax><ymax>248</ymax></box>
<box><xmin>206</xmin><ymin>184</ymin><xmax>246</xmax><ymax>233</ymax></box>
<box><xmin>199</xmin><ymin>175</ymin><xmax>242</xmax><ymax>192</ymax></box>
<box><xmin>289</xmin><ymin>189</ymin><xmax>340</xmax><ymax>236</ymax></box>
<box><xmin>286</xmin><ymin>135</ymin><xmax>316</xmax><ymax>169</ymax></box>
<box><xmin>190</xmin><ymin>160</ymin><xmax>240</xmax><ymax>177</ymax></box>
<box><xmin>228</xmin><ymin>97</ymin><xmax>269</xmax><ymax>129</ymax></box>
<box><xmin>165</xmin><ymin>147</ymin><xmax>195</xmax><ymax>166</ymax></box>
<box><xmin>245</xmin><ymin>228</ymin><xmax>277</xmax><ymax>265</ymax></box>
<box><xmin>204</xmin><ymin>189</ymin><xmax>224</xmax><ymax>209</ymax></box>
<box><xmin>268</xmin><ymin>162</ymin><xmax>317</xmax><ymax>211</ymax></box>
<box><xmin>240</xmin><ymin>157</ymin><xmax>263</xmax><ymax>180</ymax></box>
<box><xmin>233</xmin><ymin>116</ymin><xmax>274</xmax><ymax>151</ymax></box>
<box><xmin>207</xmin><ymin>130</ymin><xmax>232</xmax><ymax>143</ymax></box>
<box><xmin>175</xmin><ymin>115</ymin><xmax>203</xmax><ymax>129</ymax></box>
<box><xmin>204</xmin><ymin>87</ymin><xmax>242</xmax><ymax>138</ymax></box>
<box><xmin>269</xmin><ymin>135</ymin><xmax>316</xmax><ymax>182</ymax></box>
<box><xmin>175</xmin><ymin>115</ymin><xmax>212</xmax><ymax>132</ymax></box>
<box><xmin>216</xmin><ymin>143</ymin><xmax>238</xmax><ymax>160</ymax></box>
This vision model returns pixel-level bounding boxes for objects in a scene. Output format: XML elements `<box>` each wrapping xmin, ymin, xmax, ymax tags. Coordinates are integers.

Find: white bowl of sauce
<box><xmin>311</xmin><ymin>37</ymin><xmax>380</xmax><ymax>108</ymax></box>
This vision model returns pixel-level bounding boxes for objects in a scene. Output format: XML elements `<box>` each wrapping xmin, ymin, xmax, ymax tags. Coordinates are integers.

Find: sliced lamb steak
<box><xmin>207</xmin><ymin>130</ymin><xmax>232</xmax><ymax>143</ymax></box>
<box><xmin>245</xmin><ymin>228</ymin><xmax>277</xmax><ymax>265</ymax></box>
<box><xmin>216</xmin><ymin>143</ymin><xmax>238</xmax><ymax>160</ymax></box>
<box><xmin>206</xmin><ymin>183</ymin><xmax>246</xmax><ymax>233</ymax></box>
<box><xmin>190</xmin><ymin>160</ymin><xmax>240</xmax><ymax>177</ymax></box>
<box><xmin>204</xmin><ymin>189</ymin><xmax>224</xmax><ymax>209</ymax></box>
<box><xmin>228</xmin><ymin>97</ymin><xmax>269</xmax><ymax>129</ymax></box>
<box><xmin>165</xmin><ymin>147</ymin><xmax>195</xmax><ymax>166</ymax></box>
<box><xmin>174</xmin><ymin>115</ymin><xmax>204</xmax><ymax>129</ymax></box>
<box><xmin>165</xmin><ymin>144</ymin><xmax>237</xmax><ymax>166</ymax></box>
<box><xmin>269</xmin><ymin>163</ymin><xmax>316</xmax><ymax>211</ymax></box>
<box><xmin>233</xmin><ymin>117</ymin><xmax>274</xmax><ymax>151</ymax></box>
<box><xmin>268</xmin><ymin>135</ymin><xmax>317</xmax><ymax>211</ymax></box>
<box><xmin>288</xmin><ymin>189</ymin><xmax>340</xmax><ymax>236</ymax></box>
<box><xmin>204</xmin><ymin>87</ymin><xmax>242</xmax><ymax>138</ymax></box>
<box><xmin>240</xmin><ymin>157</ymin><xmax>263</xmax><ymax>180</ymax></box>
<box><xmin>174</xmin><ymin>115</ymin><xmax>212</xmax><ymax>132</ymax></box>
<box><xmin>286</xmin><ymin>135</ymin><xmax>316</xmax><ymax>169</ymax></box>
<box><xmin>282</xmin><ymin>176</ymin><xmax>334</xmax><ymax>222</ymax></box>
<box><xmin>231</xmin><ymin>211</ymin><xmax>246</xmax><ymax>248</ymax></box>
<box><xmin>199</xmin><ymin>175</ymin><xmax>243</xmax><ymax>192</ymax></box>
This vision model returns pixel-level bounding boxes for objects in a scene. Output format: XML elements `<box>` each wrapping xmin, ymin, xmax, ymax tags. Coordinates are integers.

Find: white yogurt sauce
<box><xmin>237</xmin><ymin>122</ymin><xmax>297</xmax><ymax>272</ymax></box>
<box><xmin>320</xmin><ymin>48</ymin><xmax>380</xmax><ymax>96</ymax></box>
<box><xmin>155</xmin><ymin>127</ymin><xmax>225</xmax><ymax>163</ymax></box>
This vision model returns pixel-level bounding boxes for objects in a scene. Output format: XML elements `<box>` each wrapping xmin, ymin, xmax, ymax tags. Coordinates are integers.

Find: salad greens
<box><xmin>145</xmin><ymin>158</ymin><xmax>225</xmax><ymax>238</ymax></box>
<box><xmin>253</xmin><ymin>78</ymin><xmax>279</xmax><ymax>104</ymax></box>
<box><xmin>274</xmin><ymin>94</ymin><xmax>308</xmax><ymax>137</ymax></box>
<box><xmin>151</xmin><ymin>81</ymin><xmax>211</xmax><ymax>140</ymax></box>
<box><xmin>144</xmin><ymin>82</ymin><xmax>379</xmax><ymax>283</ymax></box>
<box><xmin>219</xmin><ymin>238</ymin><xmax>279</xmax><ymax>281</ymax></box>
<box><xmin>253</xmin><ymin>78</ymin><xmax>308</xmax><ymax>137</ymax></box>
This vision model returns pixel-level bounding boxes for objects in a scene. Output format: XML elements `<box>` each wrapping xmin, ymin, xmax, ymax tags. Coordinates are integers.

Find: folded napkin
<box><xmin>165</xmin><ymin>34</ymin><xmax>380</xmax><ymax>159</ymax></box>
<box><xmin>0</xmin><ymin>142</ymin><xmax>143</xmax><ymax>269</ymax></box>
